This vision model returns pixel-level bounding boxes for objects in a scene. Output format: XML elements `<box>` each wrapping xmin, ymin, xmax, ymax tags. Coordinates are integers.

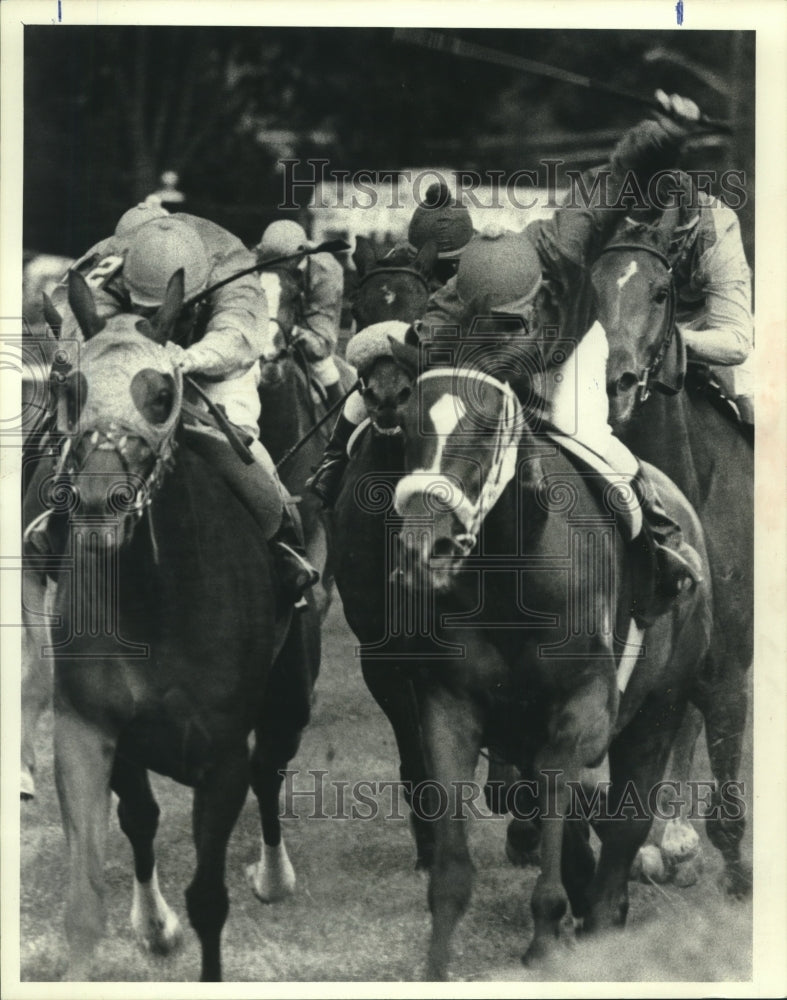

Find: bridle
<box><xmin>357</xmin><ymin>265</ymin><xmax>430</xmax><ymax>293</ymax></box>
<box><xmin>394</xmin><ymin>367</ymin><xmax>524</xmax><ymax>553</ymax></box>
<box><xmin>25</xmin><ymin>349</ymin><xmax>184</xmax><ymax>561</ymax></box>
<box><xmin>597</xmin><ymin>241</ymin><xmax>676</xmax><ymax>405</ymax></box>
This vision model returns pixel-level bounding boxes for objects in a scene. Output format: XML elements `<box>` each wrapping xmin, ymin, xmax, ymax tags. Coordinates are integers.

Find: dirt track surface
<box><xmin>20</xmin><ymin>598</ymin><xmax>752</xmax><ymax>983</ymax></box>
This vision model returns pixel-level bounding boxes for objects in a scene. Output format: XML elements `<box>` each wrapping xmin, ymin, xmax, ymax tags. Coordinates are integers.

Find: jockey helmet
<box><xmin>125</xmin><ymin>217</ymin><xmax>210</xmax><ymax>307</ymax></box>
<box><xmin>257</xmin><ymin>219</ymin><xmax>311</xmax><ymax>264</ymax></box>
<box><xmin>456</xmin><ymin>232</ymin><xmax>543</xmax><ymax>314</ymax></box>
<box><xmin>114</xmin><ymin>201</ymin><xmax>169</xmax><ymax>237</ymax></box>
<box><xmin>408</xmin><ymin>182</ymin><xmax>473</xmax><ymax>260</ymax></box>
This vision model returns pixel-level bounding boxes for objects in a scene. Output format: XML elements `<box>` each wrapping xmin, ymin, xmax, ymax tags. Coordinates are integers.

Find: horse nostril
<box><xmin>430</xmin><ymin>537</ymin><xmax>458</xmax><ymax>559</ymax></box>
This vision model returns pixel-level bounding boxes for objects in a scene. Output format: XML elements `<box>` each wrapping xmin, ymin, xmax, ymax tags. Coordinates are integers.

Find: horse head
<box><xmin>592</xmin><ymin>218</ymin><xmax>682</xmax><ymax>431</ymax></box>
<box><xmin>49</xmin><ymin>269</ymin><xmax>184</xmax><ymax>550</ymax></box>
<box><xmin>258</xmin><ymin>265</ymin><xmax>304</xmax><ymax>387</ymax></box>
<box><xmin>393</xmin><ymin>363</ymin><xmax>523</xmax><ymax>592</ymax></box>
<box><xmin>351</xmin><ymin>236</ymin><xmax>437</xmax><ymax>331</ymax></box>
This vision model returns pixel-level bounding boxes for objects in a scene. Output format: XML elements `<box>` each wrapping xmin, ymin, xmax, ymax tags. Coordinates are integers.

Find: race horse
<box><xmin>350</xmin><ymin>235</ymin><xmax>436</xmax><ymax>330</ymax></box>
<box><xmin>332</xmin><ymin>241</ymin><xmax>445</xmax><ymax>866</ymax></box>
<box><xmin>257</xmin><ymin>262</ymin><xmax>356</xmax><ymax>620</ymax></box>
<box><xmin>592</xmin><ymin>220</ymin><xmax>753</xmax><ymax>895</ymax></box>
<box><xmin>31</xmin><ymin>271</ymin><xmax>319</xmax><ymax>981</ymax></box>
<box><xmin>389</xmin><ymin>350</ymin><xmax>716</xmax><ymax>978</ymax></box>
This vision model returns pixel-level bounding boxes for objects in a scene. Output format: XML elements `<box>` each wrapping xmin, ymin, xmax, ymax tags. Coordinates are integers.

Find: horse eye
<box><xmin>363</xmin><ymin>387</ymin><xmax>379</xmax><ymax>407</ymax></box>
<box><xmin>397</xmin><ymin>386</ymin><xmax>412</xmax><ymax>405</ymax></box>
<box><xmin>653</xmin><ymin>287</ymin><xmax>669</xmax><ymax>304</ymax></box>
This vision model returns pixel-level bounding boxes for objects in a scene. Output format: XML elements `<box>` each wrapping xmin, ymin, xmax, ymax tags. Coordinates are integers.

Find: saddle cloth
<box><xmin>542</xmin><ymin>428</ymin><xmax>643</xmax><ymax>542</ymax></box>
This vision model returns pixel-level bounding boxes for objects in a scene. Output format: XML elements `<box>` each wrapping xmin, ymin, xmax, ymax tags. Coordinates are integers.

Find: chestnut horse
<box><xmin>36</xmin><ymin>271</ymin><xmax>319</xmax><ymax>981</ymax></box>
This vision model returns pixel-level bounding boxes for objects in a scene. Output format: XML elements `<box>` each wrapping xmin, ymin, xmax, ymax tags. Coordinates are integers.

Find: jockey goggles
<box><xmin>58</xmin><ymin>329</ymin><xmax>184</xmax><ymax>456</ymax></box>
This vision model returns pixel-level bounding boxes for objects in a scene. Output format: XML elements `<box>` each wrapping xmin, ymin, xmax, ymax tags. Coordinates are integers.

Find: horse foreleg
<box><xmin>362</xmin><ymin>657</ymin><xmax>434</xmax><ymax>870</ymax></box>
<box><xmin>247</xmin><ymin>726</ymin><xmax>298</xmax><ymax>902</ymax></box>
<box><xmin>186</xmin><ymin>751</ymin><xmax>249</xmax><ymax>982</ymax></box>
<box><xmin>111</xmin><ymin>754</ymin><xmax>182</xmax><ymax>955</ymax></box>
<box><xmin>421</xmin><ymin>688</ymin><xmax>483</xmax><ymax>982</ymax></box>
<box><xmin>525</xmin><ymin>672</ymin><xmax>614</xmax><ymax>967</ymax></box>
<box><xmin>54</xmin><ymin>708</ymin><xmax>116</xmax><ymax>981</ymax></box>
<box><xmin>247</xmin><ymin>610</ymin><xmax>317</xmax><ymax>901</ymax></box>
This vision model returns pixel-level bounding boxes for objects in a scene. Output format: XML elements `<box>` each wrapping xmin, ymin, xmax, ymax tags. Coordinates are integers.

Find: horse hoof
<box><xmin>661</xmin><ymin>818</ymin><xmax>700</xmax><ymax>863</ymax></box>
<box><xmin>246</xmin><ymin>843</ymin><xmax>296</xmax><ymax>902</ymax></box>
<box><xmin>671</xmin><ymin>854</ymin><xmax>703</xmax><ymax>888</ymax></box>
<box><xmin>131</xmin><ymin>873</ymin><xmax>183</xmax><ymax>955</ymax></box>
<box><xmin>631</xmin><ymin>844</ymin><xmax>667</xmax><ymax>883</ymax></box>
<box><xmin>131</xmin><ymin>903</ymin><xmax>183</xmax><ymax>955</ymax></box>
<box><xmin>521</xmin><ymin>937</ymin><xmax>551</xmax><ymax>968</ymax></box>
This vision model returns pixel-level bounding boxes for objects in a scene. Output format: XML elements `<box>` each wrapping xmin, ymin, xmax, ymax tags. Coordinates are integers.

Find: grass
<box><xmin>20</xmin><ymin>598</ymin><xmax>753</xmax><ymax>983</ymax></box>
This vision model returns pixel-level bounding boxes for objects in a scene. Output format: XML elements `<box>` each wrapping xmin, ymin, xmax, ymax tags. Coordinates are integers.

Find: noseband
<box><xmin>598</xmin><ymin>242</ymin><xmax>676</xmax><ymax>404</ymax></box>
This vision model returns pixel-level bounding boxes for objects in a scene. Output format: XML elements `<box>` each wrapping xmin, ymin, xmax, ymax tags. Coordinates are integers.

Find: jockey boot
<box><xmin>269</xmin><ymin>504</ymin><xmax>320</xmax><ymax>608</ymax></box>
<box><xmin>633</xmin><ymin>466</ymin><xmax>704</xmax><ymax>626</ymax></box>
<box><xmin>306</xmin><ymin>413</ymin><xmax>357</xmax><ymax>510</ymax></box>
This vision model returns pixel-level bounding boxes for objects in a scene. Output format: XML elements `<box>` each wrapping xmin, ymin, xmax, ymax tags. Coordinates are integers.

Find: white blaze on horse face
<box><xmin>428</xmin><ymin>393</ymin><xmax>467</xmax><ymax>475</ymax></box>
<box><xmin>259</xmin><ymin>271</ymin><xmax>282</xmax><ymax>359</ymax></box>
<box><xmin>617</xmin><ymin>260</ymin><xmax>638</xmax><ymax>290</ymax></box>
<box><xmin>381</xmin><ymin>283</ymin><xmax>396</xmax><ymax>306</ymax></box>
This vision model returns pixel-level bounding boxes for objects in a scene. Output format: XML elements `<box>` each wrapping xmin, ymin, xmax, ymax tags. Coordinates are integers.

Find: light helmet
<box><xmin>456</xmin><ymin>232</ymin><xmax>543</xmax><ymax>314</ymax></box>
<box><xmin>408</xmin><ymin>182</ymin><xmax>474</xmax><ymax>260</ymax></box>
<box><xmin>257</xmin><ymin>219</ymin><xmax>311</xmax><ymax>263</ymax></box>
<box><xmin>114</xmin><ymin>201</ymin><xmax>169</xmax><ymax>238</ymax></box>
<box><xmin>125</xmin><ymin>217</ymin><xmax>210</xmax><ymax>307</ymax></box>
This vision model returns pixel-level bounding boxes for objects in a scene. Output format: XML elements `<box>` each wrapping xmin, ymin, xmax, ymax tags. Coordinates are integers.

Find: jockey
<box><xmin>256</xmin><ymin>219</ymin><xmax>345</xmax><ymax>396</ymax></box>
<box><xmin>306</xmin><ymin>184</ymin><xmax>474</xmax><ymax>508</ymax></box>
<box><xmin>36</xmin><ymin>213</ymin><xmax>319</xmax><ymax>605</ymax></box>
<box><xmin>382</xmin><ymin>181</ymin><xmax>475</xmax><ymax>289</ymax></box>
<box><xmin>619</xmin><ymin>91</ymin><xmax>754</xmax><ymax>424</ymax></box>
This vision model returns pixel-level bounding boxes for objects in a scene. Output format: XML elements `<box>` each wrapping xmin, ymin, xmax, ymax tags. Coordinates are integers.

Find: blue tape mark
<box><xmin>57</xmin><ymin>0</ymin><xmax>62</xmax><ymax>21</ymax></box>
<box><xmin>675</xmin><ymin>0</ymin><xmax>684</xmax><ymax>25</ymax></box>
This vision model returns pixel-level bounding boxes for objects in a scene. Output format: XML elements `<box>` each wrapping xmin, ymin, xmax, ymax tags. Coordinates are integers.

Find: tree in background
<box><xmin>24</xmin><ymin>26</ymin><xmax>753</xmax><ymax>263</ymax></box>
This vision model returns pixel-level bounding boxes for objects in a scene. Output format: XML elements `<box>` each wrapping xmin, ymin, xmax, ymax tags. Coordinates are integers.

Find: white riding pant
<box><xmin>545</xmin><ymin>320</ymin><xmax>639</xmax><ymax>476</ymax></box>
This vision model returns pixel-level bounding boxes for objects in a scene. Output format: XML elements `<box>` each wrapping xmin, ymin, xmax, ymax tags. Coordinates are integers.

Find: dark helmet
<box><xmin>456</xmin><ymin>232</ymin><xmax>542</xmax><ymax>313</ymax></box>
<box><xmin>408</xmin><ymin>182</ymin><xmax>474</xmax><ymax>260</ymax></box>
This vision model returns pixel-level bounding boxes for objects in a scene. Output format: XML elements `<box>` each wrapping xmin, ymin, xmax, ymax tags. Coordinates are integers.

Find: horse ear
<box><xmin>42</xmin><ymin>292</ymin><xmax>62</xmax><ymax>339</ymax></box>
<box><xmin>388</xmin><ymin>334</ymin><xmax>420</xmax><ymax>380</ymax></box>
<box><xmin>67</xmin><ymin>270</ymin><xmax>106</xmax><ymax>340</ymax></box>
<box><xmin>412</xmin><ymin>239</ymin><xmax>438</xmax><ymax>278</ymax></box>
<box><xmin>153</xmin><ymin>268</ymin><xmax>185</xmax><ymax>343</ymax></box>
<box><xmin>404</xmin><ymin>323</ymin><xmax>421</xmax><ymax>347</ymax></box>
<box><xmin>353</xmin><ymin>236</ymin><xmax>378</xmax><ymax>278</ymax></box>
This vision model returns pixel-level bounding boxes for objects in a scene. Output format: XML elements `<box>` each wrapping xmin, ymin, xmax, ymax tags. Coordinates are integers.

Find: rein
<box><xmin>598</xmin><ymin>241</ymin><xmax>676</xmax><ymax>404</ymax></box>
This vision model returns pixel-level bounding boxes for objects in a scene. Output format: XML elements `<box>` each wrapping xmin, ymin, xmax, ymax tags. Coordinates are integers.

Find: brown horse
<box><xmin>36</xmin><ymin>271</ymin><xmax>319</xmax><ymax>981</ymax></box>
<box><xmin>351</xmin><ymin>235</ymin><xmax>437</xmax><ymax>329</ymax></box>
<box><xmin>391</xmin><ymin>355</ymin><xmax>715</xmax><ymax>978</ymax></box>
<box><xmin>592</xmin><ymin>221</ymin><xmax>753</xmax><ymax>896</ymax></box>
<box><xmin>333</xmin><ymin>245</ymin><xmax>444</xmax><ymax>867</ymax></box>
